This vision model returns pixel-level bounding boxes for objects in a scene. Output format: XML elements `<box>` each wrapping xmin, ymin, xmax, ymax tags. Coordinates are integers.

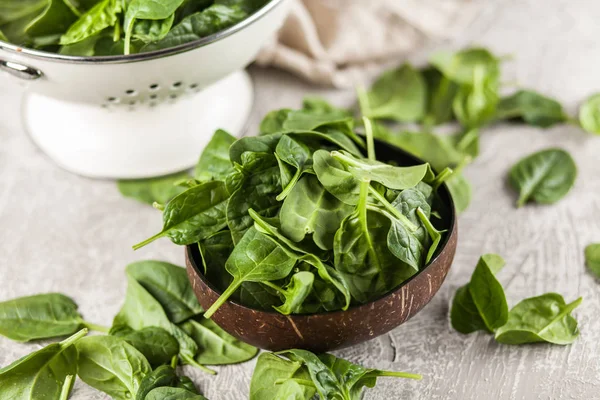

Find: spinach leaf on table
<box><xmin>0</xmin><ymin>329</ymin><xmax>85</xmax><ymax>400</ymax></box>
<box><xmin>579</xmin><ymin>93</ymin><xmax>600</xmax><ymax>134</ymax></box>
<box><xmin>114</xmin><ymin>326</ymin><xmax>180</xmax><ymax>368</ymax></box>
<box><xmin>280</xmin><ymin>174</ymin><xmax>353</xmax><ymax>251</ymax></box>
<box><xmin>135</xmin><ymin>364</ymin><xmax>200</xmax><ymax>400</ymax></box>
<box><xmin>495</xmin><ymin>294</ymin><xmax>582</xmax><ymax>345</ymax></box>
<box><xmin>495</xmin><ymin>90</ymin><xmax>567</xmax><ymax>128</ymax></box>
<box><xmin>585</xmin><ymin>243</ymin><xmax>600</xmax><ymax>278</ymax></box>
<box><xmin>0</xmin><ymin>293</ymin><xmax>94</xmax><ymax>342</ymax></box>
<box><xmin>203</xmin><ymin>227</ymin><xmax>297</xmax><ymax>318</ymax></box>
<box><xmin>60</xmin><ymin>0</ymin><xmax>121</xmax><ymax>45</ymax></box>
<box><xmin>118</xmin><ymin>171</ymin><xmax>191</xmax><ymax>206</ymax></box>
<box><xmin>450</xmin><ymin>254</ymin><xmax>507</xmax><ymax>334</ymax></box>
<box><xmin>508</xmin><ymin>148</ymin><xmax>577</xmax><ymax>207</ymax></box>
<box><xmin>126</xmin><ymin>260</ymin><xmax>203</xmax><ymax>323</ymax></box>
<box><xmin>145</xmin><ymin>387</ymin><xmax>207</xmax><ymax>400</ymax></box>
<box><xmin>133</xmin><ymin>180</ymin><xmax>230</xmax><ymax>249</ymax></box>
<box><xmin>249</xmin><ymin>352</ymin><xmax>316</xmax><ymax>400</ymax></box>
<box><xmin>360</xmin><ymin>63</ymin><xmax>426</xmax><ymax>122</ymax></box>
<box><xmin>195</xmin><ymin>129</ymin><xmax>236</xmax><ymax>181</ymax></box>
<box><xmin>76</xmin><ymin>335</ymin><xmax>152</xmax><ymax>400</ymax></box>
<box><xmin>179</xmin><ymin>317</ymin><xmax>258</xmax><ymax>364</ymax></box>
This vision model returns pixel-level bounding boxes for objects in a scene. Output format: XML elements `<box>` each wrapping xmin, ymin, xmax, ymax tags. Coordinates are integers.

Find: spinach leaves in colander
<box><xmin>0</xmin><ymin>0</ymin><xmax>270</xmax><ymax>56</ymax></box>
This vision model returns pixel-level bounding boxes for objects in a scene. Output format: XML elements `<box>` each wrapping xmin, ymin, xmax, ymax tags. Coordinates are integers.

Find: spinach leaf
<box><xmin>274</xmin><ymin>135</ymin><xmax>313</xmax><ymax>200</ymax></box>
<box><xmin>416</xmin><ymin>207</ymin><xmax>443</xmax><ymax>263</ymax></box>
<box><xmin>430</xmin><ymin>47</ymin><xmax>500</xmax><ymax>85</ymax></box>
<box><xmin>238</xmin><ymin>282</ymin><xmax>282</xmax><ymax>311</ymax></box>
<box><xmin>115</xmin><ymin>327</ymin><xmax>179</xmax><ymax>368</ymax></box>
<box><xmin>509</xmin><ymin>148</ymin><xmax>577</xmax><ymax>207</ymax></box>
<box><xmin>226</xmin><ymin>165</ymin><xmax>281</xmax><ymax>243</ymax></box>
<box><xmin>496</xmin><ymin>90</ymin><xmax>567</xmax><ymax>128</ymax></box>
<box><xmin>579</xmin><ymin>93</ymin><xmax>600</xmax><ymax>134</ymax></box>
<box><xmin>302</xmin><ymin>96</ymin><xmax>352</xmax><ymax>116</ymax></box>
<box><xmin>260</xmin><ymin>109</ymin><xmax>292</xmax><ymax>135</ymax></box>
<box><xmin>229</xmin><ymin>133</ymin><xmax>281</xmax><ymax>165</ymax></box>
<box><xmin>199</xmin><ymin>231</ymin><xmax>234</xmax><ymax>287</ymax></box>
<box><xmin>280</xmin><ymin>175</ymin><xmax>353</xmax><ymax>250</ymax></box>
<box><xmin>123</xmin><ymin>0</ymin><xmax>186</xmax><ymax>54</ymax></box>
<box><xmin>288</xmin><ymin>130</ymin><xmax>362</xmax><ymax>156</ymax></box>
<box><xmin>118</xmin><ymin>171</ymin><xmax>191</xmax><ymax>206</ymax></box>
<box><xmin>279</xmin><ymin>349</ymin><xmax>421</xmax><ymax>400</ymax></box>
<box><xmin>0</xmin><ymin>293</ymin><xmax>92</xmax><ymax>342</ymax></box>
<box><xmin>142</xmin><ymin>4</ymin><xmax>247</xmax><ymax>52</ymax></box>
<box><xmin>76</xmin><ymin>335</ymin><xmax>152</xmax><ymax>400</ymax></box>
<box><xmin>360</xmin><ymin>63</ymin><xmax>426</xmax><ymax>122</ymax></box>
<box><xmin>445</xmin><ymin>173</ymin><xmax>472</xmax><ymax>214</ymax></box>
<box><xmin>126</xmin><ymin>260</ymin><xmax>203</xmax><ymax>323</ymax></box>
<box><xmin>585</xmin><ymin>243</ymin><xmax>600</xmax><ymax>278</ymax></box>
<box><xmin>271</xmin><ymin>271</ymin><xmax>315</xmax><ymax>315</ymax></box>
<box><xmin>250</xmin><ymin>352</ymin><xmax>316</xmax><ymax>400</ymax></box>
<box><xmin>0</xmin><ymin>329</ymin><xmax>85</xmax><ymax>400</ymax></box>
<box><xmin>60</xmin><ymin>0</ymin><xmax>121</xmax><ymax>45</ymax></box>
<box><xmin>422</xmin><ymin>67</ymin><xmax>459</xmax><ymax>126</ymax></box>
<box><xmin>179</xmin><ymin>317</ymin><xmax>258</xmax><ymax>364</ymax></box>
<box><xmin>132</xmin><ymin>14</ymin><xmax>175</xmax><ymax>43</ymax></box>
<box><xmin>313</xmin><ymin>149</ymin><xmax>360</xmax><ymax>205</ymax></box>
<box><xmin>136</xmin><ymin>365</ymin><xmax>179</xmax><ymax>400</ymax></box>
<box><xmin>195</xmin><ymin>129</ymin><xmax>236</xmax><ymax>181</ymax></box>
<box><xmin>146</xmin><ymin>387</ymin><xmax>207</xmax><ymax>400</ymax></box>
<box><xmin>26</xmin><ymin>0</ymin><xmax>78</xmax><ymax>37</ymax></box>
<box><xmin>450</xmin><ymin>254</ymin><xmax>507</xmax><ymax>334</ymax></box>
<box><xmin>452</xmin><ymin>64</ymin><xmax>499</xmax><ymax>128</ymax></box>
<box><xmin>133</xmin><ymin>180</ymin><xmax>230</xmax><ymax>249</ymax></box>
<box><xmin>203</xmin><ymin>227</ymin><xmax>297</xmax><ymax>318</ymax></box>
<box><xmin>495</xmin><ymin>294</ymin><xmax>582</xmax><ymax>345</ymax></box>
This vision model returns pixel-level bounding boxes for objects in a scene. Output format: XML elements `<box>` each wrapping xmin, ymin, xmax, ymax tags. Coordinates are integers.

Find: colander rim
<box><xmin>0</xmin><ymin>0</ymin><xmax>286</xmax><ymax>65</ymax></box>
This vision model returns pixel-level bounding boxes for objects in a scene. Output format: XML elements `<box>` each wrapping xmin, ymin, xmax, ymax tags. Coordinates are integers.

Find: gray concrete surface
<box><xmin>1</xmin><ymin>0</ymin><xmax>600</xmax><ymax>398</ymax></box>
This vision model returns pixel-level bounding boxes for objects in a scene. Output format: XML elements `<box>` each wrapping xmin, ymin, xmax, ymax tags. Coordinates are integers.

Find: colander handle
<box><xmin>0</xmin><ymin>59</ymin><xmax>42</xmax><ymax>80</ymax></box>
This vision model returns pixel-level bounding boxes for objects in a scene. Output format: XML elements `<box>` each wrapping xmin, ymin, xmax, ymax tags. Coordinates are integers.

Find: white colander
<box><xmin>0</xmin><ymin>0</ymin><xmax>291</xmax><ymax>179</ymax></box>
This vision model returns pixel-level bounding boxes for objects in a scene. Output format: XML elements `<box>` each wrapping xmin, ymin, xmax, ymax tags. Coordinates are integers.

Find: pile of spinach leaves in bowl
<box><xmin>132</xmin><ymin>112</ymin><xmax>453</xmax><ymax>318</ymax></box>
<box><xmin>0</xmin><ymin>0</ymin><xmax>270</xmax><ymax>56</ymax></box>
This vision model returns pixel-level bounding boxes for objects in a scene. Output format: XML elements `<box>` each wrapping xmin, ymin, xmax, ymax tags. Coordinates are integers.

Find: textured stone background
<box><xmin>1</xmin><ymin>0</ymin><xmax>600</xmax><ymax>398</ymax></box>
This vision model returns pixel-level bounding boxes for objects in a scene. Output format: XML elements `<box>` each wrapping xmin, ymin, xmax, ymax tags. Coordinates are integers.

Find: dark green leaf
<box><xmin>0</xmin><ymin>329</ymin><xmax>84</xmax><ymax>399</ymax></box>
<box><xmin>116</xmin><ymin>327</ymin><xmax>179</xmax><ymax>368</ymax></box>
<box><xmin>259</xmin><ymin>109</ymin><xmax>292</xmax><ymax>135</ymax></box>
<box><xmin>199</xmin><ymin>231</ymin><xmax>234</xmax><ymax>288</ymax></box>
<box><xmin>145</xmin><ymin>387</ymin><xmax>207</xmax><ymax>400</ymax></box>
<box><xmin>135</xmin><ymin>365</ymin><xmax>179</xmax><ymax>400</ymax></box>
<box><xmin>495</xmin><ymin>294</ymin><xmax>582</xmax><ymax>345</ymax></box>
<box><xmin>118</xmin><ymin>171</ymin><xmax>191</xmax><ymax>206</ymax></box>
<box><xmin>229</xmin><ymin>134</ymin><xmax>281</xmax><ymax>165</ymax></box>
<box><xmin>496</xmin><ymin>90</ymin><xmax>567</xmax><ymax>128</ymax></box>
<box><xmin>195</xmin><ymin>129</ymin><xmax>236</xmax><ymax>181</ymax></box>
<box><xmin>509</xmin><ymin>148</ymin><xmax>577</xmax><ymax>207</ymax></box>
<box><xmin>0</xmin><ymin>293</ymin><xmax>84</xmax><ymax>342</ymax></box>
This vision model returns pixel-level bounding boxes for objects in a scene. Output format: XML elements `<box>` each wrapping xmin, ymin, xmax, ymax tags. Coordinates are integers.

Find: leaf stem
<box><xmin>83</xmin><ymin>322</ymin><xmax>110</xmax><ymax>333</ymax></box>
<box><xmin>203</xmin><ymin>281</ymin><xmax>241</xmax><ymax>319</ymax></box>
<box><xmin>368</xmin><ymin>187</ymin><xmax>418</xmax><ymax>232</ymax></box>
<box><xmin>276</xmin><ymin>169</ymin><xmax>301</xmax><ymax>201</ymax></box>
<box><xmin>362</xmin><ymin>116</ymin><xmax>376</xmax><ymax>161</ymax></box>
<box><xmin>171</xmin><ymin>355</ymin><xmax>178</xmax><ymax>369</ymax></box>
<box><xmin>275</xmin><ymin>378</ymin><xmax>316</xmax><ymax>387</ymax></box>
<box><xmin>431</xmin><ymin>167</ymin><xmax>454</xmax><ymax>190</ymax></box>
<box><xmin>261</xmin><ymin>281</ymin><xmax>286</xmax><ymax>294</ymax></box>
<box><xmin>356</xmin><ymin>86</ymin><xmax>372</xmax><ymax>117</ymax></box>
<box><xmin>183</xmin><ymin>355</ymin><xmax>217</xmax><ymax>375</ymax></box>
<box><xmin>377</xmin><ymin>371</ymin><xmax>423</xmax><ymax>380</ymax></box>
<box><xmin>60</xmin><ymin>328</ymin><xmax>88</xmax><ymax>348</ymax></box>
<box><xmin>59</xmin><ymin>375</ymin><xmax>75</xmax><ymax>400</ymax></box>
<box><xmin>132</xmin><ymin>232</ymin><xmax>164</xmax><ymax>250</ymax></box>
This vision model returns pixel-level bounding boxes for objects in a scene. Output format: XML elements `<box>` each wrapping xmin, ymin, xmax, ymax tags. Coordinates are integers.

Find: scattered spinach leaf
<box><xmin>496</xmin><ymin>90</ymin><xmax>567</xmax><ymax>128</ymax></box>
<box><xmin>585</xmin><ymin>243</ymin><xmax>600</xmax><ymax>278</ymax></box>
<box><xmin>579</xmin><ymin>93</ymin><xmax>600</xmax><ymax>134</ymax></box>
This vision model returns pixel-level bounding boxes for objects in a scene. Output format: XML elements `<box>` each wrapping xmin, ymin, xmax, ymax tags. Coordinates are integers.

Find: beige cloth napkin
<box><xmin>256</xmin><ymin>0</ymin><xmax>482</xmax><ymax>87</ymax></box>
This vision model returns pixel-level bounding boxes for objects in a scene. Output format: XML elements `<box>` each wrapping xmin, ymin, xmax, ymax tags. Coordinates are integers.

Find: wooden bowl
<box><xmin>185</xmin><ymin>140</ymin><xmax>458</xmax><ymax>353</ymax></box>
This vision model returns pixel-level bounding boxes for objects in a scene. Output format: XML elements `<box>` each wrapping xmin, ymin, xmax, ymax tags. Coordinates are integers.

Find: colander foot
<box><xmin>21</xmin><ymin>70</ymin><xmax>253</xmax><ymax>179</ymax></box>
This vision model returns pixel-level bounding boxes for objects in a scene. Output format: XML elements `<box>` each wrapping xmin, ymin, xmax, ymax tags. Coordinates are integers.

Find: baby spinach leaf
<box><xmin>179</xmin><ymin>317</ymin><xmax>258</xmax><ymax>364</ymax></box>
<box><xmin>509</xmin><ymin>148</ymin><xmax>577</xmax><ymax>207</ymax></box>
<box><xmin>288</xmin><ymin>130</ymin><xmax>362</xmax><ymax>157</ymax></box>
<box><xmin>302</xmin><ymin>96</ymin><xmax>352</xmax><ymax>116</ymax></box>
<box><xmin>496</xmin><ymin>90</ymin><xmax>567</xmax><ymax>128</ymax></box>
<box><xmin>430</xmin><ymin>47</ymin><xmax>500</xmax><ymax>85</ymax></box>
<box><xmin>146</xmin><ymin>387</ymin><xmax>207</xmax><ymax>400</ymax></box>
<box><xmin>282</xmin><ymin>110</ymin><xmax>352</xmax><ymax>132</ymax></box>
<box><xmin>0</xmin><ymin>329</ymin><xmax>85</xmax><ymax>400</ymax></box>
<box><xmin>275</xmin><ymin>135</ymin><xmax>313</xmax><ymax>200</ymax></box>
<box><xmin>115</xmin><ymin>327</ymin><xmax>179</xmax><ymax>368</ymax></box>
<box><xmin>203</xmin><ymin>227</ymin><xmax>297</xmax><ymax>318</ymax></box>
<box><xmin>126</xmin><ymin>260</ymin><xmax>203</xmax><ymax>323</ymax></box>
<box><xmin>249</xmin><ymin>352</ymin><xmax>315</xmax><ymax>400</ymax></box>
<box><xmin>26</xmin><ymin>0</ymin><xmax>78</xmax><ymax>37</ymax></box>
<box><xmin>226</xmin><ymin>165</ymin><xmax>281</xmax><ymax>244</ymax></box>
<box><xmin>199</xmin><ymin>231</ymin><xmax>234</xmax><ymax>287</ymax></box>
<box><xmin>313</xmin><ymin>150</ymin><xmax>361</xmax><ymax>205</ymax></box>
<box><xmin>133</xmin><ymin>180</ymin><xmax>230</xmax><ymax>249</ymax></box>
<box><xmin>195</xmin><ymin>129</ymin><xmax>236</xmax><ymax>181</ymax></box>
<box><xmin>416</xmin><ymin>207</ymin><xmax>443</xmax><ymax>263</ymax></box>
<box><xmin>452</xmin><ymin>65</ymin><xmax>499</xmax><ymax>128</ymax></box>
<box><xmin>118</xmin><ymin>171</ymin><xmax>191</xmax><ymax>206</ymax></box>
<box><xmin>132</xmin><ymin>14</ymin><xmax>175</xmax><ymax>43</ymax></box>
<box><xmin>260</xmin><ymin>109</ymin><xmax>292</xmax><ymax>135</ymax></box>
<box><xmin>135</xmin><ymin>365</ymin><xmax>180</xmax><ymax>400</ymax></box>
<box><xmin>280</xmin><ymin>175</ymin><xmax>353</xmax><ymax>250</ymax></box>
<box><xmin>579</xmin><ymin>93</ymin><xmax>600</xmax><ymax>134</ymax></box>
<box><xmin>450</xmin><ymin>254</ymin><xmax>507</xmax><ymax>334</ymax></box>
<box><xmin>446</xmin><ymin>174</ymin><xmax>472</xmax><ymax>214</ymax></box>
<box><xmin>361</xmin><ymin>63</ymin><xmax>426</xmax><ymax>122</ymax></box>
<box><xmin>422</xmin><ymin>67</ymin><xmax>459</xmax><ymax>126</ymax></box>
<box><xmin>142</xmin><ymin>4</ymin><xmax>248</xmax><ymax>52</ymax></box>
<box><xmin>585</xmin><ymin>243</ymin><xmax>600</xmax><ymax>278</ymax></box>
<box><xmin>123</xmin><ymin>0</ymin><xmax>185</xmax><ymax>54</ymax></box>
<box><xmin>280</xmin><ymin>349</ymin><xmax>421</xmax><ymax>400</ymax></box>
<box><xmin>76</xmin><ymin>335</ymin><xmax>152</xmax><ymax>400</ymax></box>
<box><xmin>272</xmin><ymin>271</ymin><xmax>315</xmax><ymax>315</ymax></box>
<box><xmin>60</xmin><ymin>0</ymin><xmax>121</xmax><ymax>45</ymax></box>
<box><xmin>0</xmin><ymin>293</ymin><xmax>87</xmax><ymax>342</ymax></box>
<box><xmin>495</xmin><ymin>294</ymin><xmax>582</xmax><ymax>345</ymax></box>
<box><xmin>238</xmin><ymin>282</ymin><xmax>282</xmax><ymax>311</ymax></box>
<box><xmin>229</xmin><ymin>133</ymin><xmax>281</xmax><ymax>165</ymax></box>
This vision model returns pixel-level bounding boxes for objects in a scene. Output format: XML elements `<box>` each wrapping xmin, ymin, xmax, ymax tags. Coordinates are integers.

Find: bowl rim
<box><xmin>0</xmin><ymin>0</ymin><xmax>286</xmax><ymax>65</ymax></box>
<box><xmin>187</xmin><ymin>138</ymin><xmax>457</xmax><ymax>318</ymax></box>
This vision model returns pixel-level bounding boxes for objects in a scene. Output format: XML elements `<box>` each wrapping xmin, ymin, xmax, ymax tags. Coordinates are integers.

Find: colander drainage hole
<box><xmin>150</xmin><ymin>94</ymin><xmax>158</xmax><ymax>99</ymax></box>
<box><xmin>125</xmin><ymin>89</ymin><xmax>137</xmax><ymax>96</ymax></box>
<box><xmin>149</xmin><ymin>84</ymin><xmax>160</xmax><ymax>90</ymax></box>
<box><xmin>129</xmin><ymin>100</ymin><xmax>137</xmax><ymax>106</ymax></box>
<box><xmin>189</xmin><ymin>83</ymin><xmax>199</xmax><ymax>90</ymax></box>
<box><xmin>170</xmin><ymin>94</ymin><xmax>177</xmax><ymax>99</ymax></box>
<box><xmin>107</xmin><ymin>97</ymin><xmax>118</xmax><ymax>103</ymax></box>
<box><xmin>172</xmin><ymin>81</ymin><xmax>182</xmax><ymax>89</ymax></box>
